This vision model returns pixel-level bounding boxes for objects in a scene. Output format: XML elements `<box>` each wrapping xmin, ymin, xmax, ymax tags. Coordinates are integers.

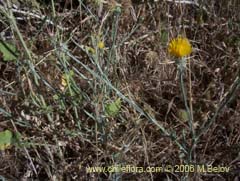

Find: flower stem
<box><xmin>178</xmin><ymin>58</ymin><xmax>196</xmax><ymax>162</ymax></box>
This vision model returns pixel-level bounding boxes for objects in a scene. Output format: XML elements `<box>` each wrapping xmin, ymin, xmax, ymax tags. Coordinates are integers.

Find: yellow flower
<box><xmin>98</xmin><ymin>41</ymin><xmax>105</xmax><ymax>49</ymax></box>
<box><xmin>61</xmin><ymin>75</ymin><xmax>67</xmax><ymax>88</ymax></box>
<box><xmin>60</xmin><ymin>70</ymin><xmax>74</xmax><ymax>90</ymax></box>
<box><xmin>168</xmin><ymin>37</ymin><xmax>192</xmax><ymax>58</ymax></box>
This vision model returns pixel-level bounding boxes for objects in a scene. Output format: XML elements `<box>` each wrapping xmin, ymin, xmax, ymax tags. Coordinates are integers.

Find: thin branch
<box><xmin>196</xmin><ymin>75</ymin><xmax>240</xmax><ymax>140</ymax></box>
<box><xmin>0</xmin><ymin>2</ymin><xmax>68</xmax><ymax>31</ymax></box>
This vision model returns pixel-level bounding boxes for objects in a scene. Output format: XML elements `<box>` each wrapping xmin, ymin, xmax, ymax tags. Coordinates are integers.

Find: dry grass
<box><xmin>0</xmin><ymin>0</ymin><xmax>240</xmax><ymax>180</ymax></box>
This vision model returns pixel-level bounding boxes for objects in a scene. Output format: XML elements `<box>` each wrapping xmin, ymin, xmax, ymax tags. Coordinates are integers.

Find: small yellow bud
<box><xmin>98</xmin><ymin>41</ymin><xmax>105</xmax><ymax>49</ymax></box>
<box><xmin>86</xmin><ymin>46</ymin><xmax>96</xmax><ymax>54</ymax></box>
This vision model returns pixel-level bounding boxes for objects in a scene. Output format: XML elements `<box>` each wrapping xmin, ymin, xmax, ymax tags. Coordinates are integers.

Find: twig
<box><xmin>10</xmin><ymin>119</ymin><xmax>38</xmax><ymax>175</ymax></box>
<box><xmin>196</xmin><ymin>75</ymin><xmax>240</xmax><ymax>140</ymax></box>
<box><xmin>0</xmin><ymin>2</ymin><xmax>68</xmax><ymax>31</ymax></box>
<box><xmin>165</xmin><ymin>0</ymin><xmax>199</xmax><ymax>5</ymax></box>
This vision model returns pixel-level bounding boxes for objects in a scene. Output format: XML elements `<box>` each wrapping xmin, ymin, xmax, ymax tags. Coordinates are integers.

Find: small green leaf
<box><xmin>177</xmin><ymin>109</ymin><xmax>189</xmax><ymax>122</ymax></box>
<box><xmin>11</xmin><ymin>131</ymin><xmax>26</xmax><ymax>148</ymax></box>
<box><xmin>53</xmin><ymin>94</ymin><xmax>59</xmax><ymax>100</ymax></box>
<box><xmin>160</xmin><ymin>30</ymin><xmax>168</xmax><ymax>45</ymax></box>
<box><xmin>0</xmin><ymin>41</ymin><xmax>19</xmax><ymax>61</ymax></box>
<box><xmin>0</xmin><ymin>130</ymin><xmax>13</xmax><ymax>150</ymax></box>
<box><xmin>12</xmin><ymin>132</ymin><xmax>22</xmax><ymax>145</ymax></box>
<box><xmin>105</xmin><ymin>98</ymin><xmax>121</xmax><ymax>117</ymax></box>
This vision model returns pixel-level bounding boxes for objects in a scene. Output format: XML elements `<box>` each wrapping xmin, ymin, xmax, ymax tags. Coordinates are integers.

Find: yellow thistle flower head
<box><xmin>168</xmin><ymin>37</ymin><xmax>192</xmax><ymax>58</ymax></box>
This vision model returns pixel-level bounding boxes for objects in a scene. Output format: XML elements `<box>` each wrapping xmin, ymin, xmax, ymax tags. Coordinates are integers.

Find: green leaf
<box><xmin>160</xmin><ymin>30</ymin><xmax>168</xmax><ymax>45</ymax></box>
<box><xmin>12</xmin><ymin>132</ymin><xmax>22</xmax><ymax>145</ymax></box>
<box><xmin>53</xmin><ymin>94</ymin><xmax>59</xmax><ymax>100</ymax></box>
<box><xmin>105</xmin><ymin>98</ymin><xmax>122</xmax><ymax>117</ymax></box>
<box><xmin>0</xmin><ymin>130</ymin><xmax>13</xmax><ymax>150</ymax></box>
<box><xmin>0</xmin><ymin>41</ymin><xmax>19</xmax><ymax>61</ymax></box>
<box><xmin>177</xmin><ymin>109</ymin><xmax>189</xmax><ymax>122</ymax></box>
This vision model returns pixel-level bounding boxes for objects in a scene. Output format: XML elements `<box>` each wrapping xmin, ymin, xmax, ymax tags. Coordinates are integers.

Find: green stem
<box><xmin>178</xmin><ymin>58</ymin><xmax>196</xmax><ymax>162</ymax></box>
